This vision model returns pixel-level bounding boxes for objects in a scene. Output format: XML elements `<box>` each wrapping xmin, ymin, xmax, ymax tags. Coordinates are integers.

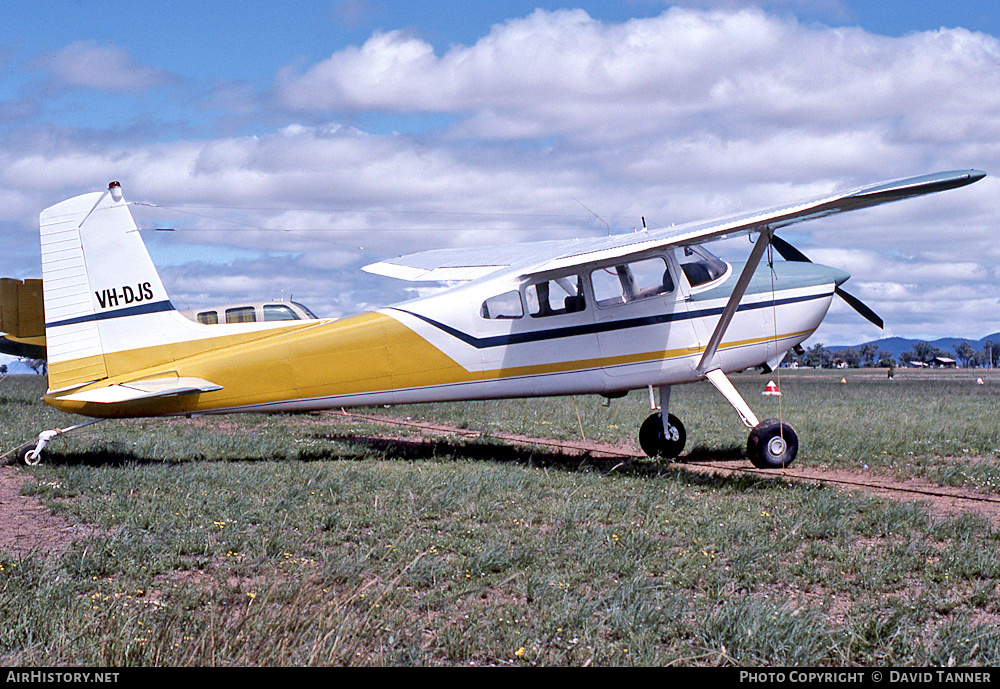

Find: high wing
<box><xmin>363</xmin><ymin>170</ymin><xmax>985</xmax><ymax>282</ymax></box>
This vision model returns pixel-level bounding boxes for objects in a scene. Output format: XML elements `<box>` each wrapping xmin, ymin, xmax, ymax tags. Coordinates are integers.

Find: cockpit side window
<box><xmin>225</xmin><ymin>306</ymin><xmax>256</xmax><ymax>323</ymax></box>
<box><xmin>526</xmin><ymin>276</ymin><xmax>586</xmax><ymax>318</ymax></box>
<box><xmin>591</xmin><ymin>256</ymin><xmax>673</xmax><ymax>307</ymax></box>
<box><xmin>480</xmin><ymin>290</ymin><xmax>524</xmax><ymax>319</ymax></box>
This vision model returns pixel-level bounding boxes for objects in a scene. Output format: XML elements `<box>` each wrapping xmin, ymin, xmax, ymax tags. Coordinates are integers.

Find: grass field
<box><xmin>0</xmin><ymin>369</ymin><xmax>998</xmax><ymax>666</ymax></box>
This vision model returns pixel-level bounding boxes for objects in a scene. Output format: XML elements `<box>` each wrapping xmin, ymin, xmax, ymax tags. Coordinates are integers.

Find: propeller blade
<box><xmin>769</xmin><ymin>234</ymin><xmax>811</xmax><ymax>263</ymax></box>
<box><xmin>770</xmin><ymin>234</ymin><xmax>883</xmax><ymax>329</ymax></box>
<box><xmin>834</xmin><ymin>286</ymin><xmax>883</xmax><ymax>329</ymax></box>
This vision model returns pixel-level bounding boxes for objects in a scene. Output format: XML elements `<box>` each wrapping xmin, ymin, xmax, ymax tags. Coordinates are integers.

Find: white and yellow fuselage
<box><xmin>30</xmin><ymin>171</ymin><xmax>985</xmax><ymax>466</ymax></box>
<box><xmin>41</xmin><ymin>182</ymin><xmax>841</xmax><ymax>420</ymax></box>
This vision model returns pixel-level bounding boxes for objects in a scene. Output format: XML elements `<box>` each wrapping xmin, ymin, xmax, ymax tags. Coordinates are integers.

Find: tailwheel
<box><xmin>14</xmin><ymin>444</ymin><xmax>39</xmax><ymax>466</ymax></box>
<box><xmin>639</xmin><ymin>412</ymin><xmax>686</xmax><ymax>459</ymax></box>
<box><xmin>747</xmin><ymin>418</ymin><xmax>798</xmax><ymax>468</ymax></box>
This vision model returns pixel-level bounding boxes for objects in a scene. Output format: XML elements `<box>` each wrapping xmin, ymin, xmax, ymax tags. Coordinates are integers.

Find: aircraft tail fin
<box><xmin>40</xmin><ymin>182</ymin><xmax>181</xmax><ymax>392</ymax></box>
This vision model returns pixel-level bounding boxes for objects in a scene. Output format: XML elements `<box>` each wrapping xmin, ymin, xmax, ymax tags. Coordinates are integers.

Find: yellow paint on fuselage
<box><xmin>47</xmin><ymin>319</ymin><xmax>323</xmax><ymax>392</ymax></box>
<box><xmin>3</xmin><ymin>334</ymin><xmax>44</xmax><ymax>348</ymax></box>
<box><xmin>44</xmin><ymin>312</ymin><xmax>473</xmax><ymax>418</ymax></box>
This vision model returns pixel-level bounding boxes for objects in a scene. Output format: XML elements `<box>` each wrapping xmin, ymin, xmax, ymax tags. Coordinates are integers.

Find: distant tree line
<box><xmin>1</xmin><ymin>358</ymin><xmax>46</xmax><ymax>376</ymax></box>
<box><xmin>22</xmin><ymin>357</ymin><xmax>46</xmax><ymax>374</ymax></box>
<box><xmin>785</xmin><ymin>340</ymin><xmax>999</xmax><ymax>369</ymax></box>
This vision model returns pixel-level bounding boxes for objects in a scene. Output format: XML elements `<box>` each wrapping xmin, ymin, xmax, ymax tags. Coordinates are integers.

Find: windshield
<box><xmin>291</xmin><ymin>302</ymin><xmax>319</xmax><ymax>319</ymax></box>
<box><xmin>678</xmin><ymin>245</ymin><xmax>728</xmax><ymax>288</ymax></box>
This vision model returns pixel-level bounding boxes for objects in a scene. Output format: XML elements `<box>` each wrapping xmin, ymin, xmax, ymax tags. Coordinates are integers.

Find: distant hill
<box><xmin>828</xmin><ymin>333</ymin><xmax>1000</xmax><ymax>358</ymax></box>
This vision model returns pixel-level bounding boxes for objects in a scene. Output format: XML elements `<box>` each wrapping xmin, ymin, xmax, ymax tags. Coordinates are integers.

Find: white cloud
<box><xmin>276</xmin><ymin>8</ymin><xmax>1000</xmax><ymax>151</ymax></box>
<box><xmin>37</xmin><ymin>41</ymin><xmax>175</xmax><ymax>92</ymax></box>
<box><xmin>2</xmin><ymin>6</ymin><xmax>998</xmax><ymax>344</ymax></box>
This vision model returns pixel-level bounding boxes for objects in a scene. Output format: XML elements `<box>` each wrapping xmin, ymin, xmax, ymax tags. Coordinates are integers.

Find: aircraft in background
<box><xmin>0</xmin><ymin>278</ymin><xmax>45</xmax><ymax>360</ymax></box>
<box><xmin>1</xmin><ymin>276</ymin><xmax>316</xmax><ymax>361</ymax></box>
<box><xmin>12</xmin><ymin>171</ymin><xmax>985</xmax><ymax>467</ymax></box>
<box><xmin>182</xmin><ymin>301</ymin><xmax>318</xmax><ymax>326</ymax></box>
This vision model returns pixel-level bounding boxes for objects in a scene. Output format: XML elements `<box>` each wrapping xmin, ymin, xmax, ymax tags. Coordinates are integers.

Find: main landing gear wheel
<box><xmin>639</xmin><ymin>412</ymin><xmax>686</xmax><ymax>459</ymax></box>
<box><xmin>747</xmin><ymin>418</ymin><xmax>798</xmax><ymax>469</ymax></box>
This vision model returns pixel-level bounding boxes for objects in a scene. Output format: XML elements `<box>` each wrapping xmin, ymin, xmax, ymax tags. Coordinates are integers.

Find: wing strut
<box><xmin>694</xmin><ymin>229</ymin><xmax>776</xmax><ymax>429</ymax></box>
<box><xmin>696</xmin><ymin>228</ymin><xmax>774</xmax><ymax>375</ymax></box>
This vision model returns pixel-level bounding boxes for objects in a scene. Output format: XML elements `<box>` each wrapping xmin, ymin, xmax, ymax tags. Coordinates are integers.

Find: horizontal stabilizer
<box><xmin>57</xmin><ymin>377</ymin><xmax>223</xmax><ymax>404</ymax></box>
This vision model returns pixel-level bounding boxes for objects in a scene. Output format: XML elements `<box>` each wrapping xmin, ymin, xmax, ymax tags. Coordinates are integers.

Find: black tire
<box><xmin>14</xmin><ymin>444</ymin><xmax>35</xmax><ymax>466</ymax></box>
<box><xmin>638</xmin><ymin>412</ymin><xmax>686</xmax><ymax>458</ymax></box>
<box><xmin>747</xmin><ymin>418</ymin><xmax>798</xmax><ymax>468</ymax></box>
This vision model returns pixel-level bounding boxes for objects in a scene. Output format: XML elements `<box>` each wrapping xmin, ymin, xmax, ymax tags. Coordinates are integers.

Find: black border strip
<box><xmin>393</xmin><ymin>291</ymin><xmax>829</xmax><ymax>349</ymax></box>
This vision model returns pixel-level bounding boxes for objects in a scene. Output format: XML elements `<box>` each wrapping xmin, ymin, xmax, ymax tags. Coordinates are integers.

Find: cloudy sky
<box><xmin>2</xmin><ymin>0</ymin><xmax>998</xmax><ymax>367</ymax></box>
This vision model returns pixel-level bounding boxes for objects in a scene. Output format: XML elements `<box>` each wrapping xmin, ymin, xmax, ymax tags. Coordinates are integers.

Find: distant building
<box><xmin>908</xmin><ymin>357</ymin><xmax>957</xmax><ymax>368</ymax></box>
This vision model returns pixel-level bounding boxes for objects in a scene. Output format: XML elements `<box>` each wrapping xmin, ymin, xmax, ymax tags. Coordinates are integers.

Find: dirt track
<box><xmin>336</xmin><ymin>411</ymin><xmax>1000</xmax><ymax>524</ymax></box>
<box><xmin>2</xmin><ymin>412</ymin><xmax>998</xmax><ymax>557</ymax></box>
<box><xmin>0</xmin><ymin>468</ymin><xmax>92</xmax><ymax>556</ymax></box>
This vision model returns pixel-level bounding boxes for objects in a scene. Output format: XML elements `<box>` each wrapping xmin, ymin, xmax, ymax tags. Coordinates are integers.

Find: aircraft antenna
<box><xmin>572</xmin><ymin>198</ymin><xmax>611</xmax><ymax>236</ymax></box>
<box><xmin>766</xmin><ymin>241</ymin><xmax>786</xmax><ymax>430</ymax></box>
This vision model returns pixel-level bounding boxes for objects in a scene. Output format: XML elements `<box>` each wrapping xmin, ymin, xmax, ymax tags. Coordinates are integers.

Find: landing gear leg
<box><xmin>638</xmin><ymin>386</ymin><xmax>686</xmax><ymax>458</ymax></box>
<box><xmin>703</xmin><ymin>368</ymin><xmax>798</xmax><ymax>468</ymax></box>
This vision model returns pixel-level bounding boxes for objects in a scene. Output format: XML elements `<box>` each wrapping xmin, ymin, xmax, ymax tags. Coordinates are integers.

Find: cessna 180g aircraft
<box><xmin>16</xmin><ymin>170</ymin><xmax>985</xmax><ymax>467</ymax></box>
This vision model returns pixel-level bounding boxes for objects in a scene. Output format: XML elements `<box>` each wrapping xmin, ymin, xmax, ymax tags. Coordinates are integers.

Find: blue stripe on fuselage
<box><xmin>45</xmin><ymin>299</ymin><xmax>176</xmax><ymax>329</ymax></box>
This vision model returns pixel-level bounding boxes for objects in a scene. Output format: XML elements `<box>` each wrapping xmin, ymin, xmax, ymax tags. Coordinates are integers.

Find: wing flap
<box><xmin>362</xmin><ymin>238</ymin><xmax>579</xmax><ymax>283</ymax></box>
<box><xmin>362</xmin><ymin>261</ymin><xmax>507</xmax><ymax>283</ymax></box>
